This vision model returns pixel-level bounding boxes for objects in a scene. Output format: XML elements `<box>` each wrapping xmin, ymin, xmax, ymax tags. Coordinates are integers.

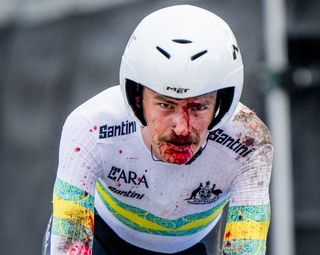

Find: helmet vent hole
<box><xmin>191</xmin><ymin>50</ymin><xmax>208</xmax><ymax>61</ymax></box>
<box><xmin>172</xmin><ymin>39</ymin><xmax>193</xmax><ymax>44</ymax></box>
<box><xmin>156</xmin><ymin>46</ymin><xmax>171</xmax><ymax>59</ymax></box>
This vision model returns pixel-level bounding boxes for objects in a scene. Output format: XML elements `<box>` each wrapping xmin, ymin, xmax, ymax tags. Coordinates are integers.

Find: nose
<box><xmin>172</xmin><ymin>110</ymin><xmax>190</xmax><ymax>136</ymax></box>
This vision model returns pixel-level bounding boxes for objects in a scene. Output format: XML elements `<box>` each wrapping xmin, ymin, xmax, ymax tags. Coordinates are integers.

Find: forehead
<box><xmin>144</xmin><ymin>87</ymin><xmax>216</xmax><ymax>103</ymax></box>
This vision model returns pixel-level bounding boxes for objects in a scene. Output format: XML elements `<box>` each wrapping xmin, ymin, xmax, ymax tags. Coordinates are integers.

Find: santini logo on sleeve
<box><xmin>99</xmin><ymin>120</ymin><xmax>137</xmax><ymax>139</ymax></box>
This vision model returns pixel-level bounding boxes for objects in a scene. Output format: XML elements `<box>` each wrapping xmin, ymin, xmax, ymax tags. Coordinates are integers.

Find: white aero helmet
<box><xmin>120</xmin><ymin>5</ymin><xmax>244</xmax><ymax>130</ymax></box>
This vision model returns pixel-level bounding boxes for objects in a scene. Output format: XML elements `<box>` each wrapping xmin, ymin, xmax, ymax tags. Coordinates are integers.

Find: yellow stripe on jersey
<box><xmin>53</xmin><ymin>195</ymin><xmax>94</xmax><ymax>231</ymax></box>
<box><xmin>96</xmin><ymin>183</ymin><xmax>169</xmax><ymax>231</ymax></box>
<box><xmin>222</xmin><ymin>205</ymin><xmax>270</xmax><ymax>254</ymax></box>
<box><xmin>224</xmin><ymin>221</ymin><xmax>269</xmax><ymax>241</ymax></box>
<box><xmin>96</xmin><ymin>180</ymin><xmax>227</xmax><ymax>235</ymax></box>
<box><xmin>175</xmin><ymin>202</ymin><xmax>227</xmax><ymax>231</ymax></box>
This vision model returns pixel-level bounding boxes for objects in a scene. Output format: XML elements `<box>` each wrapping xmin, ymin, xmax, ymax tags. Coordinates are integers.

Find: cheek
<box><xmin>190</xmin><ymin>112</ymin><xmax>212</xmax><ymax>131</ymax></box>
<box><xmin>145</xmin><ymin>107</ymin><xmax>165</xmax><ymax>125</ymax></box>
<box><xmin>146</xmin><ymin>114</ymin><xmax>171</xmax><ymax>139</ymax></box>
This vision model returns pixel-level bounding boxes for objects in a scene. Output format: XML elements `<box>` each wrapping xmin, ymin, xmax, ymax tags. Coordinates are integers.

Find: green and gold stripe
<box><xmin>53</xmin><ymin>177</ymin><xmax>94</xmax><ymax>209</ymax></box>
<box><xmin>96</xmin><ymin>179</ymin><xmax>228</xmax><ymax>236</ymax></box>
<box><xmin>52</xmin><ymin>178</ymin><xmax>94</xmax><ymax>248</ymax></box>
<box><xmin>223</xmin><ymin>204</ymin><xmax>270</xmax><ymax>254</ymax></box>
<box><xmin>224</xmin><ymin>205</ymin><xmax>270</xmax><ymax>241</ymax></box>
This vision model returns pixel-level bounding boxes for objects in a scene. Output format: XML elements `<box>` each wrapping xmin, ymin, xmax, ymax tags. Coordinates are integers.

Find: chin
<box><xmin>161</xmin><ymin>152</ymin><xmax>194</xmax><ymax>165</ymax></box>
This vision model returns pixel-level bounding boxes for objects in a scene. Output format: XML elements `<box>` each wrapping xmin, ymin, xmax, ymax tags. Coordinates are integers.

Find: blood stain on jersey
<box><xmin>89</xmin><ymin>125</ymin><xmax>97</xmax><ymax>132</ymax></box>
<box><xmin>67</xmin><ymin>242</ymin><xmax>92</xmax><ymax>255</ymax></box>
<box><xmin>74</xmin><ymin>147</ymin><xmax>81</xmax><ymax>152</ymax></box>
<box><xmin>243</xmin><ymin>136</ymin><xmax>255</xmax><ymax>146</ymax></box>
<box><xmin>225</xmin><ymin>231</ymin><xmax>232</xmax><ymax>238</ymax></box>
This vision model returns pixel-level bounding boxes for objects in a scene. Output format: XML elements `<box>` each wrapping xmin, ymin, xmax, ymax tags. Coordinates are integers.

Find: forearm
<box><xmin>50</xmin><ymin>178</ymin><xmax>95</xmax><ymax>255</ymax></box>
<box><xmin>222</xmin><ymin>204</ymin><xmax>270</xmax><ymax>255</ymax></box>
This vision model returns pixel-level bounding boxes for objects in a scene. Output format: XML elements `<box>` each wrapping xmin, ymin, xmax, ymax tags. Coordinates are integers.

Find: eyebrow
<box><xmin>153</xmin><ymin>94</ymin><xmax>179</xmax><ymax>104</ymax></box>
<box><xmin>188</xmin><ymin>100</ymin><xmax>212</xmax><ymax>105</ymax></box>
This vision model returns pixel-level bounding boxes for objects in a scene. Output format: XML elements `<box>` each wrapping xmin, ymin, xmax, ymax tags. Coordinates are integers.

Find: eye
<box><xmin>191</xmin><ymin>105</ymin><xmax>207</xmax><ymax>111</ymax></box>
<box><xmin>159</xmin><ymin>103</ymin><xmax>173</xmax><ymax>109</ymax></box>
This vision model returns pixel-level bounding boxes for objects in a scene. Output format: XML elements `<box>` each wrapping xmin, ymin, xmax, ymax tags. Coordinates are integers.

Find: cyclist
<box><xmin>44</xmin><ymin>5</ymin><xmax>273</xmax><ymax>255</ymax></box>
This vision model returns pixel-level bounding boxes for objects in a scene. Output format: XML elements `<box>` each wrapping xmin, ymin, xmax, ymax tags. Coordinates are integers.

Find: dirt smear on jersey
<box><xmin>233</xmin><ymin>107</ymin><xmax>272</xmax><ymax>147</ymax></box>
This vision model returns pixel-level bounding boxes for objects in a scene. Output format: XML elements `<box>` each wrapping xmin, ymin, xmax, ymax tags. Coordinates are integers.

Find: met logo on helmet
<box><xmin>166</xmin><ymin>86</ymin><xmax>190</xmax><ymax>94</ymax></box>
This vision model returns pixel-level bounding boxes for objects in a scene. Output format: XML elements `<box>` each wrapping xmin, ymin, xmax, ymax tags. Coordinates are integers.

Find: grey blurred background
<box><xmin>0</xmin><ymin>0</ymin><xmax>319</xmax><ymax>254</ymax></box>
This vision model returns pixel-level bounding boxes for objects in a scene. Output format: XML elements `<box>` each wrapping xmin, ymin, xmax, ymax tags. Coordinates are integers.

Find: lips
<box><xmin>156</xmin><ymin>141</ymin><xmax>194</xmax><ymax>164</ymax></box>
<box><xmin>165</xmin><ymin>142</ymin><xmax>192</xmax><ymax>152</ymax></box>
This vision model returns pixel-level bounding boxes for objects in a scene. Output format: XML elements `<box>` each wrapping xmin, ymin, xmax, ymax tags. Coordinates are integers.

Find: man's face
<box><xmin>141</xmin><ymin>87</ymin><xmax>217</xmax><ymax>165</ymax></box>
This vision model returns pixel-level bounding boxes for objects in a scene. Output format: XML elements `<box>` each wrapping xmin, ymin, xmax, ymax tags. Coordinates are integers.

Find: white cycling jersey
<box><xmin>51</xmin><ymin>85</ymin><xmax>272</xmax><ymax>254</ymax></box>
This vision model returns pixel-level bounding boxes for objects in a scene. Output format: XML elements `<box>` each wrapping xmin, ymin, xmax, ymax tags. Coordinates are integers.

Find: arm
<box><xmin>223</xmin><ymin>204</ymin><xmax>270</xmax><ymax>254</ymax></box>
<box><xmin>222</xmin><ymin>144</ymin><xmax>273</xmax><ymax>255</ymax></box>
<box><xmin>50</xmin><ymin>114</ymin><xmax>102</xmax><ymax>255</ymax></box>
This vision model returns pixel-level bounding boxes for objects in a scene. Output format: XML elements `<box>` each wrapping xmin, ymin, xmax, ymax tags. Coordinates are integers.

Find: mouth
<box><xmin>156</xmin><ymin>139</ymin><xmax>197</xmax><ymax>164</ymax></box>
<box><xmin>165</xmin><ymin>141</ymin><xmax>193</xmax><ymax>152</ymax></box>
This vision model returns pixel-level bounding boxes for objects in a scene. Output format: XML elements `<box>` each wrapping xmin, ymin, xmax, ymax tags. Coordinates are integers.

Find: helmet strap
<box><xmin>125</xmin><ymin>79</ymin><xmax>147</xmax><ymax>126</ymax></box>
<box><xmin>208</xmin><ymin>87</ymin><xmax>235</xmax><ymax>130</ymax></box>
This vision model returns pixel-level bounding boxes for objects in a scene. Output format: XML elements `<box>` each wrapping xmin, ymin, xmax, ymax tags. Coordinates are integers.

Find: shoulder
<box><xmin>72</xmin><ymin>85</ymin><xmax>125</xmax><ymax>118</ymax></box>
<box><xmin>228</xmin><ymin>103</ymin><xmax>272</xmax><ymax>146</ymax></box>
<box><xmin>64</xmin><ymin>85</ymin><xmax>138</xmax><ymax>143</ymax></box>
<box><xmin>207</xmin><ymin>103</ymin><xmax>272</xmax><ymax>159</ymax></box>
